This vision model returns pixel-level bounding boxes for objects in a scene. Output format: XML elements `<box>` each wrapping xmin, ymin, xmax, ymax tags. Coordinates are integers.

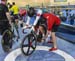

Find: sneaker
<box><xmin>49</xmin><ymin>47</ymin><xmax>57</xmax><ymax>51</ymax></box>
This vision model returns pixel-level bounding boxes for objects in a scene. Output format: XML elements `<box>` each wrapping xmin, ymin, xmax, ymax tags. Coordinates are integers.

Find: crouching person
<box><xmin>43</xmin><ymin>13</ymin><xmax>61</xmax><ymax>51</ymax></box>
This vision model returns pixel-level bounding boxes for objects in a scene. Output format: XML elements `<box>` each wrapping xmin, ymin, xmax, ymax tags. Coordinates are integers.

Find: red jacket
<box><xmin>43</xmin><ymin>13</ymin><xmax>61</xmax><ymax>31</ymax></box>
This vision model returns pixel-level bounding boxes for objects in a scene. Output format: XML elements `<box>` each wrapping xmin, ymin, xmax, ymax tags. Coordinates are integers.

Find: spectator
<box><xmin>0</xmin><ymin>0</ymin><xmax>12</xmax><ymax>49</ymax></box>
<box><xmin>0</xmin><ymin>0</ymin><xmax>12</xmax><ymax>34</ymax></box>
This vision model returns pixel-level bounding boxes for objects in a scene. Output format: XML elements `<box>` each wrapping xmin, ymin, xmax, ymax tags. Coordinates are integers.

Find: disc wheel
<box><xmin>21</xmin><ymin>33</ymin><xmax>37</xmax><ymax>56</ymax></box>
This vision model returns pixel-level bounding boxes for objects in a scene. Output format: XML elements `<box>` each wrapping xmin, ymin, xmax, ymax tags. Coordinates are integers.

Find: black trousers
<box><xmin>0</xmin><ymin>20</ymin><xmax>10</xmax><ymax>35</ymax></box>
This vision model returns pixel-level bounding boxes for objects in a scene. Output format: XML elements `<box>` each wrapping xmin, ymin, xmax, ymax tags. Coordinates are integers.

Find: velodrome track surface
<box><xmin>0</xmin><ymin>23</ymin><xmax>75</xmax><ymax>61</ymax></box>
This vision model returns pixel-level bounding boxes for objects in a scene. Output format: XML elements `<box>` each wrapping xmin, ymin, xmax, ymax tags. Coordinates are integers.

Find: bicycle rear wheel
<box><xmin>21</xmin><ymin>32</ymin><xmax>37</xmax><ymax>56</ymax></box>
<box><xmin>1</xmin><ymin>29</ymin><xmax>13</xmax><ymax>52</ymax></box>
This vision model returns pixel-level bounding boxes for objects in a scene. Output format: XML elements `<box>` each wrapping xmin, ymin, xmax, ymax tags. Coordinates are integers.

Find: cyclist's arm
<box><xmin>22</xmin><ymin>16</ymin><xmax>30</xmax><ymax>30</ymax></box>
<box><xmin>33</xmin><ymin>9</ymin><xmax>42</xmax><ymax>26</ymax></box>
<box><xmin>25</xmin><ymin>16</ymin><xmax>30</xmax><ymax>25</ymax></box>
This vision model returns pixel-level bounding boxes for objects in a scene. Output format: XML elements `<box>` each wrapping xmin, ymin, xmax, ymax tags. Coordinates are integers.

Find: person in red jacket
<box><xmin>43</xmin><ymin>13</ymin><xmax>61</xmax><ymax>51</ymax></box>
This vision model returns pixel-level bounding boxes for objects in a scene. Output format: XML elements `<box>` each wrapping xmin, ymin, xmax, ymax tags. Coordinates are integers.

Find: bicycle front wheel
<box><xmin>21</xmin><ymin>32</ymin><xmax>37</xmax><ymax>56</ymax></box>
<box><xmin>1</xmin><ymin>29</ymin><xmax>13</xmax><ymax>52</ymax></box>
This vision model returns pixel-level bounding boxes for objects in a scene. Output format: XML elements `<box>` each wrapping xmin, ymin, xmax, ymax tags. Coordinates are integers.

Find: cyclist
<box><xmin>22</xmin><ymin>7</ymin><xmax>47</xmax><ymax>42</ymax></box>
<box><xmin>43</xmin><ymin>13</ymin><xmax>61</xmax><ymax>51</ymax></box>
<box><xmin>11</xmin><ymin>2</ymin><xmax>20</xmax><ymax>39</ymax></box>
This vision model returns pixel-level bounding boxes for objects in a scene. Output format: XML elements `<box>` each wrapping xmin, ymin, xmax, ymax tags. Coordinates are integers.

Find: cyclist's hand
<box><xmin>24</xmin><ymin>24</ymin><xmax>29</xmax><ymax>27</ymax></box>
<box><xmin>22</xmin><ymin>24</ymin><xmax>30</xmax><ymax>29</ymax></box>
<box><xmin>22</xmin><ymin>25</ymin><xmax>28</xmax><ymax>29</ymax></box>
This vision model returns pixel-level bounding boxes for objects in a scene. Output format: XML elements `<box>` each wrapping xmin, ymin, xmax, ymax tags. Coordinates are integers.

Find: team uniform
<box><xmin>0</xmin><ymin>3</ymin><xmax>10</xmax><ymax>35</ymax></box>
<box><xmin>23</xmin><ymin>9</ymin><xmax>47</xmax><ymax>33</ymax></box>
<box><xmin>10</xmin><ymin>4</ymin><xmax>20</xmax><ymax>39</ymax></box>
<box><xmin>43</xmin><ymin>13</ymin><xmax>61</xmax><ymax>32</ymax></box>
<box><xmin>25</xmin><ymin>9</ymin><xmax>42</xmax><ymax>26</ymax></box>
<box><xmin>42</xmin><ymin>13</ymin><xmax>61</xmax><ymax>51</ymax></box>
<box><xmin>23</xmin><ymin>8</ymin><xmax>47</xmax><ymax>42</ymax></box>
<box><xmin>11</xmin><ymin>4</ymin><xmax>19</xmax><ymax>20</ymax></box>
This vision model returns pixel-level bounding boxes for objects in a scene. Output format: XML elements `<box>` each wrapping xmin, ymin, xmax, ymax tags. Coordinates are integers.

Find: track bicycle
<box><xmin>21</xmin><ymin>25</ymin><xmax>43</xmax><ymax>56</ymax></box>
<box><xmin>1</xmin><ymin>22</ymin><xmax>19</xmax><ymax>52</ymax></box>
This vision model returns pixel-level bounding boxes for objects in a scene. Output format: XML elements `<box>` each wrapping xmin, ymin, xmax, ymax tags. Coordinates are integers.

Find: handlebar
<box><xmin>22</xmin><ymin>24</ymin><xmax>35</xmax><ymax>34</ymax></box>
<box><xmin>22</xmin><ymin>25</ymin><xmax>32</xmax><ymax>29</ymax></box>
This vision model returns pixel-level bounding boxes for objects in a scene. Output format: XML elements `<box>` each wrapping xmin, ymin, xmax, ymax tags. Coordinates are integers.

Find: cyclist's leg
<box><xmin>15</xmin><ymin>21</ymin><xmax>20</xmax><ymax>38</ymax></box>
<box><xmin>14</xmin><ymin>14</ymin><xmax>20</xmax><ymax>38</ymax></box>
<box><xmin>37</xmin><ymin>31</ymin><xmax>43</xmax><ymax>42</ymax></box>
<box><xmin>37</xmin><ymin>15</ymin><xmax>47</xmax><ymax>42</ymax></box>
<box><xmin>39</xmin><ymin>24</ymin><xmax>47</xmax><ymax>39</ymax></box>
<box><xmin>0</xmin><ymin>20</ymin><xmax>10</xmax><ymax>35</ymax></box>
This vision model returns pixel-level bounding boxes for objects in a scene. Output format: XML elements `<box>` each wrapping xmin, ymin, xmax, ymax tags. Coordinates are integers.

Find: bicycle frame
<box><xmin>22</xmin><ymin>25</ymin><xmax>37</xmax><ymax>35</ymax></box>
<box><xmin>21</xmin><ymin>25</ymin><xmax>38</xmax><ymax>56</ymax></box>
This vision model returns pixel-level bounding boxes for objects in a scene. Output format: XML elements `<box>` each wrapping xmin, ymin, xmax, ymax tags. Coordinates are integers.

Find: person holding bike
<box><xmin>0</xmin><ymin>0</ymin><xmax>12</xmax><ymax>51</ymax></box>
<box><xmin>43</xmin><ymin>13</ymin><xmax>61</xmax><ymax>51</ymax></box>
<box><xmin>0</xmin><ymin>0</ymin><xmax>11</xmax><ymax>35</ymax></box>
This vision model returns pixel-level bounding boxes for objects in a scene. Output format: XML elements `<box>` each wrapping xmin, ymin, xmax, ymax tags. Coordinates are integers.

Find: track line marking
<box><xmin>4</xmin><ymin>46</ymin><xmax>75</xmax><ymax>61</ymax></box>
